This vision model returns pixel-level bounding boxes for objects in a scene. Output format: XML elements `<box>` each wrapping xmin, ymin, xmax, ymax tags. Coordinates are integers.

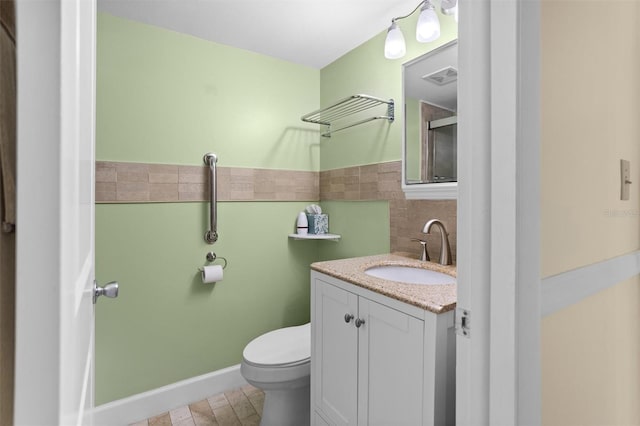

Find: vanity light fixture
<box><xmin>416</xmin><ymin>1</ymin><xmax>440</xmax><ymax>42</ymax></box>
<box><xmin>384</xmin><ymin>0</ymin><xmax>457</xmax><ymax>59</ymax></box>
<box><xmin>384</xmin><ymin>22</ymin><xmax>406</xmax><ymax>59</ymax></box>
<box><xmin>441</xmin><ymin>0</ymin><xmax>459</xmax><ymax>22</ymax></box>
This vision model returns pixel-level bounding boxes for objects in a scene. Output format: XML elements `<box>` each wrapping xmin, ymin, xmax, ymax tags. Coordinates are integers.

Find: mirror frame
<box><xmin>401</xmin><ymin>39</ymin><xmax>458</xmax><ymax>200</ymax></box>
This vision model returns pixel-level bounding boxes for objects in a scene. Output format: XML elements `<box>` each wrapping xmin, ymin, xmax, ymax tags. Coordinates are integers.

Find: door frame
<box><xmin>14</xmin><ymin>1</ymin><xmax>65</xmax><ymax>422</ymax></box>
<box><xmin>457</xmin><ymin>0</ymin><xmax>541</xmax><ymax>424</ymax></box>
<box><xmin>14</xmin><ymin>0</ymin><xmax>97</xmax><ymax>424</ymax></box>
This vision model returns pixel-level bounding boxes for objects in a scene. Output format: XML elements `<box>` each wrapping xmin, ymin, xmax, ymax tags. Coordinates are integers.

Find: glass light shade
<box><xmin>416</xmin><ymin>5</ymin><xmax>440</xmax><ymax>42</ymax></box>
<box><xmin>384</xmin><ymin>22</ymin><xmax>406</xmax><ymax>59</ymax></box>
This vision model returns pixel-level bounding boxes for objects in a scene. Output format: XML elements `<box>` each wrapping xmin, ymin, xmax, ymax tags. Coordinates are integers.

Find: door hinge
<box><xmin>455</xmin><ymin>308</ymin><xmax>470</xmax><ymax>338</ymax></box>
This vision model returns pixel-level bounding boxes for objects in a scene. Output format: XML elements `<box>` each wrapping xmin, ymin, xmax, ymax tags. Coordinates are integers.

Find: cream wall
<box><xmin>541</xmin><ymin>1</ymin><xmax>640</xmax><ymax>277</ymax></box>
<box><xmin>542</xmin><ymin>276</ymin><xmax>640</xmax><ymax>425</ymax></box>
<box><xmin>541</xmin><ymin>1</ymin><xmax>640</xmax><ymax>424</ymax></box>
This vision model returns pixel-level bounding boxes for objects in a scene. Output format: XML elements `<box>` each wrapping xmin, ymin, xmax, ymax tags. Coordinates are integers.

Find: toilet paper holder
<box><xmin>199</xmin><ymin>251</ymin><xmax>228</xmax><ymax>271</ymax></box>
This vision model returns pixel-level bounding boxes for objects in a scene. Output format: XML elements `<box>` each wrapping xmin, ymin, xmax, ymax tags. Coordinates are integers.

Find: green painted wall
<box><xmin>95</xmin><ymin>14</ymin><xmax>323</xmax><ymax>404</ymax></box>
<box><xmin>97</xmin><ymin>13</ymin><xmax>320</xmax><ymax>170</ymax></box>
<box><xmin>95</xmin><ymin>202</ymin><xmax>316</xmax><ymax>402</ymax></box>
<box><xmin>317</xmin><ymin>201</ymin><xmax>390</xmax><ymax>261</ymax></box>
<box><xmin>95</xmin><ymin>11</ymin><xmax>456</xmax><ymax>404</ymax></box>
<box><xmin>320</xmin><ymin>11</ymin><xmax>458</xmax><ymax>171</ymax></box>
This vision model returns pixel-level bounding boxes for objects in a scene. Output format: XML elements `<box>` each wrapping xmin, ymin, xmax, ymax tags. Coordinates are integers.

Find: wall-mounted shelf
<box><xmin>288</xmin><ymin>233</ymin><xmax>341</xmax><ymax>241</ymax></box>
<box><xmin>301</xmin><ymin>94</ymin><xmax>394</xmax><ymax>138</ymax></box>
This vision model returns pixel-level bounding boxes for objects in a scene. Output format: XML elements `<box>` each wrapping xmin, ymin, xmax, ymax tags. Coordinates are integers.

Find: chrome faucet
<box><xmin>422</xmin><ymin>219</ymin><xmax>452</xmax><ymax>265</ymax></box>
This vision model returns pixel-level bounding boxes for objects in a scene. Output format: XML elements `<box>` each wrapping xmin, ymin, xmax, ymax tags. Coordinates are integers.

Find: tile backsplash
<box><xmin>320</xmin><ymin>161</ymin><xmax>456</xmax><ymax>263</ymax></box>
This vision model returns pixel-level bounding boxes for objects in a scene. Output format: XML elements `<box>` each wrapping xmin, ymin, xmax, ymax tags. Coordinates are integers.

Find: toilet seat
<box><xmin>243</xmin><ymin>323</ymin><xmax>310</xmax><ymax>368</ymax></box>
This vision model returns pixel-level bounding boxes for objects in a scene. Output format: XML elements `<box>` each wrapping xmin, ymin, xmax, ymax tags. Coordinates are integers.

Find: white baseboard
<box><xmin>93</xmin><ymin>364</ymin><xmax>247</xmax><ymax>425</ymax></box>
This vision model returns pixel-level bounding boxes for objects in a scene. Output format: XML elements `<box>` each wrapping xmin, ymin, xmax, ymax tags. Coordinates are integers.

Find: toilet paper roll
<box><xmin>201</xmin><ymin>265</ymin><xmax>224</xmax><ymax>283</ymax></box>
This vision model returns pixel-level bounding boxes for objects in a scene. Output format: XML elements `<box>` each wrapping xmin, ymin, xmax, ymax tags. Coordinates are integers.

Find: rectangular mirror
<box><xmin>402</xmin><ymin>40</ymin><xmax>458</xmax><ymax>199</ymax></box>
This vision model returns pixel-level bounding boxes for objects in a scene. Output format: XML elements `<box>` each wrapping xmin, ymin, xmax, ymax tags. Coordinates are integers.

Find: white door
<box><xmin>13</xmin><ymin>0</ymin><xmax>109</xmax><ymax>424</ymax></box>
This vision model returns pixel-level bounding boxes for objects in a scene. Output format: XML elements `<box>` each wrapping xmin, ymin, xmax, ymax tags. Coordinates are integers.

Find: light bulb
<box><xmin>384</xmin><ymin>22</ymin><xmax>406</xmax><ymax>59</ymax></box>
<box><xmin>441</xmin><ymin>0</ymin><xmax>459</xmax><ymax>23</ymax></box>
<box><xmin>416</xmin><ymin>3</ymin><xmax>440</xmax><ymax>43</ymax></box>
<box><xmin>440</xmin><ymin>0</ymin><xmax>457</xmax><ymax>15</ymax></box>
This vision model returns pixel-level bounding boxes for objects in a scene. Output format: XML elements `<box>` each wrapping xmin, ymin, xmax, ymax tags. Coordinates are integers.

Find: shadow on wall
<box><xmin>189</xmin><ymin>270</ymin><xmax>216</xmax><ymax>297</ymax></box>
<box><xmin>267</xmin><ymin>127</ymin><xmax>320</xmax><ymax>170</ymax></box>
<box><xmin>283</xmin><ymin>239</ymin><xmax>317</xmax><ymax>325</ymax></box>
<box><xmin>369</xmin><ymin>121</ymin><xmax>393</xmax><ymax>160</ymax></box>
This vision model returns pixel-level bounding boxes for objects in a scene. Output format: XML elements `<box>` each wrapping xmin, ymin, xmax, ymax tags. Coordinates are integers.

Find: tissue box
<box><xmin>306</xmin><ymin>214</ymin><xmax>329</xmax><ymax>234</ymax></box>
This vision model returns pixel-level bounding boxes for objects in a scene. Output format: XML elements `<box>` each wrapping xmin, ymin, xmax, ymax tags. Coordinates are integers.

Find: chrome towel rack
<box><xmin>203</xmin><ymin>152</ymin><xmax>218</xmax><ymax>244</ymax></box>
<box><xmin>301</xmin><ymin>94</ymin><xmax>394</xmax><ymax>138</ymax></box>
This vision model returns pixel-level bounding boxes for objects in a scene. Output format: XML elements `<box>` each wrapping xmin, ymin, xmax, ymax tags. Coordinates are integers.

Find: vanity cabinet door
<box><xmin>313</xmin><ymin>275</ymin><xmax>427</xmax><ymax>426</ymax></box>
<box><xmin>357</xmin><ymin>298</ymin><xmax>425</xmax><ymax>426</ymax></box>
<box><xmin>314</xmin><ymin>281</ymin><xmax>359</xmax><ymax>425</ymax></box>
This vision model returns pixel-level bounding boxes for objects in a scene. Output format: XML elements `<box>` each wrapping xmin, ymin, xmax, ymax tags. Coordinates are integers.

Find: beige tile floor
<box><xmin>129</xmin><ymin>385</ymin><xmax>264</xmax><ymax>426</ymax></box>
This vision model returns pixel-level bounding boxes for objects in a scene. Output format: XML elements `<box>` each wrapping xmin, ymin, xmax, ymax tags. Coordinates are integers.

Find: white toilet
<box><xmin>240</xmin><ymin>323</ymin><xmax>311</xmax><ymax>426</ymax></box>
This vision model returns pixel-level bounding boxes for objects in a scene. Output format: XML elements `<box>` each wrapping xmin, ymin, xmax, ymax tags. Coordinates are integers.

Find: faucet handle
<box><xmin>410</xmin><ymin>238</ymin><xmax>430</xmax><ymax>262</ymax></box>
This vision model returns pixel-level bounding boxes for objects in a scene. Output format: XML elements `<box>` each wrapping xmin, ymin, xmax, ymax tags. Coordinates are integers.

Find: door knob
<box><xmin>94</xmin><ymin>280</ymin><xmax>119</xmax><ymax>304</ymax></box>
<box><xmin>344</xmin><ymin>313</ymin><xmax>354</xmax><ymax>323</ymax></box>
<box><xmin>355</xmin><ymin>318</ymin><xmax>365</xmax><ymax>328</ymax></box>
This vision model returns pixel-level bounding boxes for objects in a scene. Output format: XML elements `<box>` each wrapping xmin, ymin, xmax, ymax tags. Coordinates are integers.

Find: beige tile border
<box><xmin>95</xmin><ymin>161</ymin><xmax>318</xmax><ymax>203</ymax></box>
<box><xmin>319</xmin><ymin>161</ymin><xmax>403</xmax><ymax>201</ymax></box>
<box><xmin>96</xmin><ymin>160</ymin><xmax>456</xmax><ymax>261</ymax></box>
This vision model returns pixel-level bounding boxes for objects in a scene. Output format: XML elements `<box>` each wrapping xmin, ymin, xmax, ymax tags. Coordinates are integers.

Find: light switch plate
<box><xmin>621</xmin><ymin>159</ymin><xmax>631</xmax><ymax>200</ymax></box>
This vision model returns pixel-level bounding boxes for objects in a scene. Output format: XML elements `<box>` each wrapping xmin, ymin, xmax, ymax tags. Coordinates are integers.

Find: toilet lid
<box><xmin>243</xmin><ymin>323</ymin><xmax>310</xmax><ymax>367</ymax></box>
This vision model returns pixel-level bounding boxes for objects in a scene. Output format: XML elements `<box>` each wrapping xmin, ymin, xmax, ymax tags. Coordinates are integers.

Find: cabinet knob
<box><xmin>344</xmin><ymin>313</ymin><xmax>354</xmax><ymax>323</ymax></box>
<box><xmin>355</xmin><ymin>318</ymin><xmax>365</xmax><ymax>328</ymax></box>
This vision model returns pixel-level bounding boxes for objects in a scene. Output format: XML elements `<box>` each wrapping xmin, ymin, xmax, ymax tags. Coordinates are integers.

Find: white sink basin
<box><xmin>364</xmin><ymin>265</ymin><xmax>456</xmax><ymax>285</ymax></box>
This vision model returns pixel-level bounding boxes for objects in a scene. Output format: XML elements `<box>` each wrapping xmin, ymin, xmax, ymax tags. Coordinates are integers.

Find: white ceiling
<box><xmin>97</xmin><ymin>0</ymin><xmax>422</xmax><ymax>69</ymax></box>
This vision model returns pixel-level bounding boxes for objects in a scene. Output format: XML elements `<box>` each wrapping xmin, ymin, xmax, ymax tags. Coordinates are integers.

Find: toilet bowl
<box><xmin>240</xmin><ymin>323</ymin><xmax>311</xmax><ymax>426</ymax></box>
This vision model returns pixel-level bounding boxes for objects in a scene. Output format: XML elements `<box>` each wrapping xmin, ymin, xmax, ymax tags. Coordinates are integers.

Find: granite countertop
<box><xmin>311</xmin><ymin>253</ymin><xmax>457</xmax><ymax>314</ymax></box>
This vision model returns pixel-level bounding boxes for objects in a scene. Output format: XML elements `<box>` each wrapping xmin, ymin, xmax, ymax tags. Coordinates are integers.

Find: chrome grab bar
<box><xmin>203</xmin><ymin>152</ymin><xmax>218</xmax><ymax>244</ymax></box>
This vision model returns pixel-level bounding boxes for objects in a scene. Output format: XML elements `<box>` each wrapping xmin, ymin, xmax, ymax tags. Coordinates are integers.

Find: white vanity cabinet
<box><xmin>311</xmin><ymin>271</ymin><xmax>455</xmax><ymax>426</ymax></box>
